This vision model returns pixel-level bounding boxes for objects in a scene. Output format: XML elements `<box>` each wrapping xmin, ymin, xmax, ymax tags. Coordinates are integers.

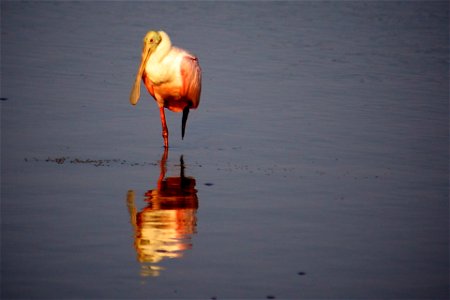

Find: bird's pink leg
<box><xmin>159</xmin><ymin>107</ymin><xmax>169</xmax><ymax>148</ymax></box>
<box><xmin>157</xmin><ymin>147</ymin><xmax>168</xmax><ymax>190</ymax></box>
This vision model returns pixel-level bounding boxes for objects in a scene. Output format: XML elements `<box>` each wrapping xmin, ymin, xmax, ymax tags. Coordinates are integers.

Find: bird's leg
<box><xmin>157</xmin><ymin>148</ymin><xmax>168</xmax><ymax>190</ymax></box>
<box><xmin>159</xmin><ymin>107</ymin><xmax>169</xmax><ymax>148</ymax></box>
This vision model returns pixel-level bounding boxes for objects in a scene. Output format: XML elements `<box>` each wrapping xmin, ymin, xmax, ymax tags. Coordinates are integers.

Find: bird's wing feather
<box><xmin>143</xmin><ymin>75</ymin><xmax>156</xmax><ymax>98</ymax></box>
<box><xmin>180</xmin><ymin>55</ymin><xmax>202</xmax><ymax>109</ymax></box>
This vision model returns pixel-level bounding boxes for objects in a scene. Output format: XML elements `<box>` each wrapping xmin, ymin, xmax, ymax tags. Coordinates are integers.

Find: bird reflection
<box><xmin>126</xmin><ymin>149</ymin><xmax>198</xmax><ymax>277</ymax></box>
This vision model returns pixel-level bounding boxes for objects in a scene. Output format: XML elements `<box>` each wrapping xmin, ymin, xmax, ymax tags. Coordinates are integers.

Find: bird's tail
<box><xmin>182</xmin><ymin>107</ymin><xmax>189</xmax><ymax>139</ymax></box>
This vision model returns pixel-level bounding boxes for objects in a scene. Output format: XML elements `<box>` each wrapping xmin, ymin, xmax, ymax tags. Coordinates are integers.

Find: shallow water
<box><xmin>1</xmin><ymin>1</ymin><xmax>449</xmax><ymax>299</ymax></box>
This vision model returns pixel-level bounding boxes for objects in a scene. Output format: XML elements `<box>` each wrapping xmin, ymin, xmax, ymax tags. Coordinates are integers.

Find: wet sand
<box><xmin>2</xmin><ymin>1</ymin><xmax>449</xmax><ymax>299</ymax></box>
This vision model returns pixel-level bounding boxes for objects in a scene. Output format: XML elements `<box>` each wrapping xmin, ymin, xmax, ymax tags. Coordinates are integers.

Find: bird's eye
<box><xmin>150</xmin><ymin>38</ymin><xmax>154</xmax><ymax>43</ymax></box>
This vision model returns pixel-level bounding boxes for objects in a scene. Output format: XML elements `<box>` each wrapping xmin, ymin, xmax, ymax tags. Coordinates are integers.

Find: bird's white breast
<box><xmin>145</xmin><ymin>47</ymin><xmax>185</xmax><ymax>87</ymax></box>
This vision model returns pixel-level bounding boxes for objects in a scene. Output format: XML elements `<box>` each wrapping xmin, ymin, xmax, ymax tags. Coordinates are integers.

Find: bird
<box><xmin>129</xmin><ymin>30</ymin><xmax>202</xmax><ymax>148</ymax></box>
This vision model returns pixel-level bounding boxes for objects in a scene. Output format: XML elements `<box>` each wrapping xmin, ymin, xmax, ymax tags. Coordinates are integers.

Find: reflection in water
<box><xmin>127</xmin><ymin>149</ymin><xmax>198</xmax><ymax>277</ymax></box>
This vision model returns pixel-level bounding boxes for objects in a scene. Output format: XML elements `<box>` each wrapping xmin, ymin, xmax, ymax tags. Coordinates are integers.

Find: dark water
<box><xmin>1</xmin><ymin>1</ymin><xmax>449</xmax><ymax>299</ymax></box>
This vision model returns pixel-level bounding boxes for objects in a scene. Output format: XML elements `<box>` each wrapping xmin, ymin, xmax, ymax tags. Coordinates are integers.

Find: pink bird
<box><xmin>130</xmin><ymin>30</ymin><xmax>202</xmax><ymax>148</ymax></box>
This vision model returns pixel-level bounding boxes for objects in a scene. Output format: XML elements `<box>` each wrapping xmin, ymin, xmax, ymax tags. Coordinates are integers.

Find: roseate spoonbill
<box><xmin>129</xmin><ymin>30</ymin><xmax>202</xmax><ymax>148</ymax></box>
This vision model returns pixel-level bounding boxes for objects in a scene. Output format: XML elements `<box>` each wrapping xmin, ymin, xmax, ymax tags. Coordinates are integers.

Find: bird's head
<box><xmin>129</xmin><ymin>31</ymin><xmax>163</xmax><ymax>106</ymax></box>
<box><xmin>141</xmin><ymin>31</ymin><xmax>162</xmax><ymax>60</ymax></box>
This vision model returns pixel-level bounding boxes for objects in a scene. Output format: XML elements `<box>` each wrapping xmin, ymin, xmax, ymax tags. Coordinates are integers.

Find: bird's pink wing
<box><xmin>180</xmin><ymin>55</ymin><xmax>202</xmax><ymax>109</ymax></box>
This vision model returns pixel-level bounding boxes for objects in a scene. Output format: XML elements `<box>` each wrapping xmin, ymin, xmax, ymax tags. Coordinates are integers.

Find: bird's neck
<box><xmin>152</xmin><ymin>32</ymin><xmax>172</xmax><ymax>62</ymax></box>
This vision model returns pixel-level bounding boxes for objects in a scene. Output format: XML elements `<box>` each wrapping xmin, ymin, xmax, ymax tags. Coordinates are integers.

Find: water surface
<box><xmin>2</xmin><ymin>1</ymin><xmax>448</xmax><ymax>299</ymax></box>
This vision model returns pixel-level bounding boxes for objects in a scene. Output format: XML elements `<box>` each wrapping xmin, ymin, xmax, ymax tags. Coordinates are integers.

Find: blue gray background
<box><xmin>2</xmin><ymin>1</ymin><xmax>448</xmax><ymax>299</ymax></box>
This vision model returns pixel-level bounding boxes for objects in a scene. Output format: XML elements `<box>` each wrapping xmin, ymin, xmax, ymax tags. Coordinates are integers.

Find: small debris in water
<box><xmin>0</xmin><ymin>97</ymin><xmax>8</xmax><ymax>101</ymax></box>
<box><xmin>24</xmin><ymin>156</ymin><xmax>157</xmax><ymax>167</ymax></box>
<box><xmin>45</xmin><ymin>156</ymin><xmax>67</xmax><ymax>164</ymax></box>
<box><xmin>55</xmin><ymin>157</ymin><xmax>66</xmax><ymax>164</ymax></box>
<box><xmin>297</xmin><ymin>271</ymin><xmax>306</xmax><ymax>276</ymax></box>
<box><xmin>266</xmin><ymin>295</ymin><xmax>276</xmax><ymax>299</ymax></box>
<box><xmin>204</xmin><ymin>182</ymin><xmax>214</xmax><ymax>186</ymax></box>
